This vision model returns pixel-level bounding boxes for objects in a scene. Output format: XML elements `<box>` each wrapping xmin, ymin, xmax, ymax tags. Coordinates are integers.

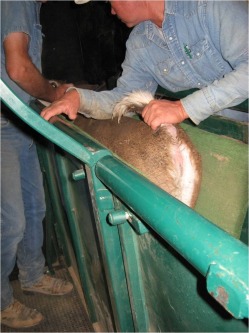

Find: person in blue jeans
<box><xmin>1</xmin><ymin>1</ymin><xmax>73</xmax><ymax>329</ymax></box>
<box><xmin>41</xmin><ymin>0</ymin><xmax>248</xmax><ymax>126</ymax></box>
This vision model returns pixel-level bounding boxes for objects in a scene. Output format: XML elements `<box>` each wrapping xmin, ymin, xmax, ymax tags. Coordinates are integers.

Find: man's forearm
<box><xmin>182</xmin><ymin>62</ymin><xmax>248</xmax><ymax>125</ymax></box>
<box><xmin>10</xmin><ymin>61</ymin><xmax>59</xmax><ymax>103</ymax></box>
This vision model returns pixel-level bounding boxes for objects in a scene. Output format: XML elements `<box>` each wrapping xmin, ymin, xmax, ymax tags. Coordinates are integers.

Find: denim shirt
<box><xmin>78</xmin><ymin>0</ymin><xmax>248</xmax><ymax>124</ymax></box>
<box><xmin>1</xmin><ymin>0</ymin><xmax>42</xmax><ymax>105</ymax></box>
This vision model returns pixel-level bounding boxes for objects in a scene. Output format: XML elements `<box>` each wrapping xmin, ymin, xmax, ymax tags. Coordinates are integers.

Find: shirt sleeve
<box><xmin>76</xmin><ymin>31</ymin><xmax>158</xmax><ymax>119</ymax></box>
<box><xmin>1</xmin><ymin>1</ymin><xmax>41</xmax><ymax>105</ymax></box>
<box><xmin>181</xmin><ymin>1</ymin><xmax>248</xmax><ymax>125</ymax></box>
<box><xmin>1</xmin><ymin>1</ymin><xmax>35</xmax><ymax>41</ymax></box>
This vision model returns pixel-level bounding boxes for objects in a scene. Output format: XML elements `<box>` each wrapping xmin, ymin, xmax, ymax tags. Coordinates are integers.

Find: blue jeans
<box><xmin>1</xmin><ymin>110</ymin><xmax>46</xmax><ymax>310</ymax></box>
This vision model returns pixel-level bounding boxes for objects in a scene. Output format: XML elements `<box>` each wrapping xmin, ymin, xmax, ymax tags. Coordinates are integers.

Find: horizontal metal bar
<box><xmin>95</xmin><ymin>155</ymin><xmax>248</xmax><ymax>319</ymax></box>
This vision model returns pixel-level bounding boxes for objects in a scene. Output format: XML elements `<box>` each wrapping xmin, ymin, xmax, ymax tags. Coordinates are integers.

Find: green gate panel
<box><xmin>119</xmin><ymin>223</ymin><xmax>248</xmax><ymax>332</ymax></box>
<box><xmin>181</xmin><ymin>123</ymin><xmax>248</xmax><ymax>238</ymax></box>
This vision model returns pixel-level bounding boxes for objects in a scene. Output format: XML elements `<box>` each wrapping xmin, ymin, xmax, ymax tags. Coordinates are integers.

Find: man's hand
<box><xmin>142</xmin><ymin>99</ymin><xmax>188</xmax><ymax>130</ymax></box>
<box><xmin>41</xmin><ymin>89</ymin><xmax>80</xmax><ymax>121</ymax></box>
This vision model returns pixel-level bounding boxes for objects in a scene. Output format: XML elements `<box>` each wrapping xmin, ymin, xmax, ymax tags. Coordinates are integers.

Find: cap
<box><xmin>74</xmin><ymin>0</ymin><xmax>91</xmax><ymax>4</ymax></box>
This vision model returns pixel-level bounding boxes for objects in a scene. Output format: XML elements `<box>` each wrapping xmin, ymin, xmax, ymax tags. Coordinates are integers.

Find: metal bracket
<box><xmin>108</xmin><ymin>210</ymin><xmax>149</xmax><ymax>235</ymax></box>
<box><xmin>206</xmin><ymin>263</ymin><xmax>249</xmax><ymax>319</ymax></box>
<box><xmin>72</xmin><ymin>168</ymin><xmax>86</xmax><ymax>181</ymax></box>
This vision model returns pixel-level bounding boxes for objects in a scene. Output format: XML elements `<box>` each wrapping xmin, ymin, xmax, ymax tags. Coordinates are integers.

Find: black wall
<box><xmin>40</xmin><ymin>1</ymin><xmax>131</xmax><ymax>87</ymax></box>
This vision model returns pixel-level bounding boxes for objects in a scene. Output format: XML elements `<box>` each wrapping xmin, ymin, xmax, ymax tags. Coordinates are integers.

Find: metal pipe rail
<box><xmin>96</xmin><ymin>155</ymin><xmax>248</xmax><ymax>319</ymax></box>
<box><xmin>1</xmin><ymin>79</ymin><xmax>248</xmax><ymax>320</ymax></box>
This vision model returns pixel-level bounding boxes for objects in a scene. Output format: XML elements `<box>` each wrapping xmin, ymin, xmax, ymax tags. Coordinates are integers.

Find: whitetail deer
<box><xmin>74</xmin><ymin>91</ymin><xmax>202</xmax><ymax>208</ymax></box>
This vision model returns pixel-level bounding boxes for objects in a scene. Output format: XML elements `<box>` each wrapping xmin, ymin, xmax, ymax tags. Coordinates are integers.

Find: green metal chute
<box><xmin>1</xmin><ymin>78</ymin><xmax>248</xmax><ymax>324</ymax></box>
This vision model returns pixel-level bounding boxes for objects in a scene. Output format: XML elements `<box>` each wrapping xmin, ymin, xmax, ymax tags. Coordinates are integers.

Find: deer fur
<box><xmin>74</xmin><ymin>91</ymin><xmax>202</xmax><ymax>208</ymax></box>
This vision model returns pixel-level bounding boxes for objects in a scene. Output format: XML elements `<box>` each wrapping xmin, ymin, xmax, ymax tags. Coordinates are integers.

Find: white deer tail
<box><xmin>113</xmin><ymin>91</ymin><xmax>154</xmax><ymax>122</ymax></box>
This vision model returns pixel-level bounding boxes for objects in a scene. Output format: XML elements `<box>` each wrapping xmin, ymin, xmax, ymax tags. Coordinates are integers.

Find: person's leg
<box><xmin>17</xmin><ymin>137</ymin><xmax>46</xmax><ymax>288</ymax></box>
<box><xmin>16</xmin><ymin>125</ymin><xmax>73</xmax><ymax>296</ymax></box>
<box><xmin>1</xmin><ymin>115</ymin><xmax>27</xmax><ymax>310</ymax></box>
<box><xmin>1</xmin><ymin>113</ymin><xmax>44</xmax><ymax>328</ymax></box>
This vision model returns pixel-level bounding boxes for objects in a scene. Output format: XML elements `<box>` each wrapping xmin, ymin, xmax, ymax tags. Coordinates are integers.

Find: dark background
<box><xmin>40</xmin><ymin>1</ymin><xmax>131</xmax><ymax>89</ymax></box>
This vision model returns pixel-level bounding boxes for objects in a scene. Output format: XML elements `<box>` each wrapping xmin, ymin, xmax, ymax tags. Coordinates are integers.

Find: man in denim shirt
<box><xmin>1</xmin><ymin>1</ymin><xmax>73</xmax><ymax>329</ymax></box>
<box><xmin>41</xmin><ymin>0</ymin><xmax>248</xmax><ymax>128</ymax></box>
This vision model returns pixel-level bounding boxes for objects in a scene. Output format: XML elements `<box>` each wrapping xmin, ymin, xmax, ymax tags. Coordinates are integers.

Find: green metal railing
<box><xmin>96</xmin><ymin>155</ymin><xmax>248</xmax><ymax>319</ymax></box>
<box><xmin>1</xmin><ymin>79</ymin><xmax>248</xmax><ymax>321</ymax></box>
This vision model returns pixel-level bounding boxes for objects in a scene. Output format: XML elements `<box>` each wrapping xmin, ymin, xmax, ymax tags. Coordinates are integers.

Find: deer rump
<box><xmin>74</xmin><ymin>92</ymin><xmax>202</xmax><ymax>208</ymax></box>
